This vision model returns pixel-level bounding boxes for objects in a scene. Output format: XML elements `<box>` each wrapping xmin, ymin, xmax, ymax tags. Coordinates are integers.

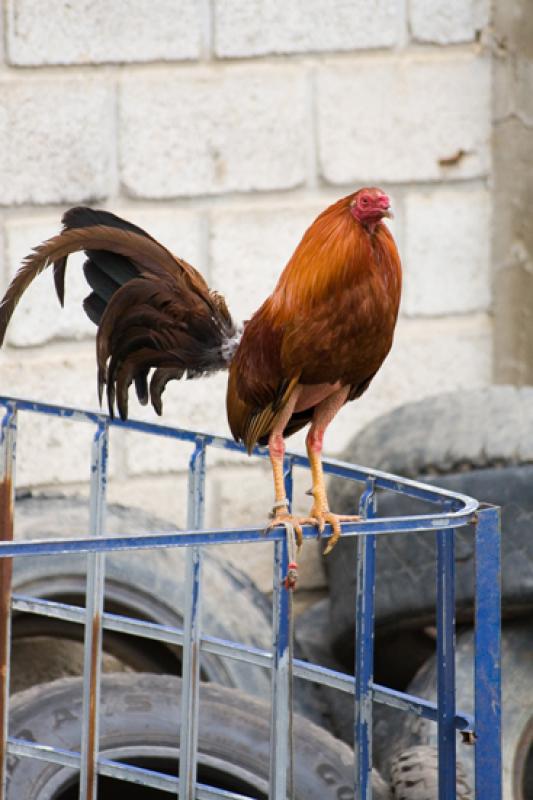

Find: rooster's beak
<box><xmin>382</xmin><ymin>208</ymin><xmax>394</xmax><ymax>219</ymax></box>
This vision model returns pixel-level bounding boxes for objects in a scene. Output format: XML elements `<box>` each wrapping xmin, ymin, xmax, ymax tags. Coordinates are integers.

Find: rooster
<box><xmin>0</xmin><ymin>188</ymin><xmax>401</xmax><ymax>553</ymax></box>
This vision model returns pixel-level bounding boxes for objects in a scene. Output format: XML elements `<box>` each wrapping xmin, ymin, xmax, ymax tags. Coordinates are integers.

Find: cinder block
<box><xmin>119</xmin><ymin>66</ymin><xmax>308</xmax><ymax>198</ymax></box>
<box><xmin>209</xmin><ymin>203</ymin><xmax>324</xmax><ymax>323</ymax></box>
<box><xmin>214</xmin><ymin>0</ymin><xmax>399</xmax><ymax>57</ymax></box>
<box><xmin>6</xmin><ymin>0</ymin><xmax>201</xmax><ymax>65</ymax></box>
<box><xmin>5</xmin><ymin>217</ymin><xmax>96</xmax><ymax>347</ymax></box>
<box><xmin>317</xmin><ymin>53</ymin><xmax>490</xmax><ymax>184</ymax></box>
<box><xmin>410</xmin><ymin>0</ymin><xmax>489</xmax><ymax>44</ymax></box>
<box><xmin>0</xmin><ymin>78</ymin><xmax>112</xmax><ymax>206</ymax></box>
<box><xmin>403</xmin><ymin>186</ymin><xmax>491</xmax><ymax>316</ymax></box>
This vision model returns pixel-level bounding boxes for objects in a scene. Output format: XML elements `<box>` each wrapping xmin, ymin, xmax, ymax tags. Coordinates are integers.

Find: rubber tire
<box><xmin>381</xmin><ymin>622</ymin><xmax>533</xmax><ymax>800</ymax></box>
<box><xmin>325</xmin><ymin>387</ymin><xmax>533</xmax><ymax>659</ymax></box>
<box><xmin>11</xmin><ymin>492</ymin><xmax>272</xmax><ymax>698</ymax></box>
<box><xmin>6</xmin><ymin>673</ymin><xmax>392</xmax><ymax>800</ymax></box>
<box><xmin>389</xmin><ymin>746</ymin><xmax>472</xmax><ymax>800</ymax></box>
<box><xmin>294</xmin><ymin>597</ymin><xmax>433</xmax><ymax>771</ymax></box>
<box><xmin>332</xmin><ymin>386</ymin><xmax>533</xmax><ymax>479</ymax></box>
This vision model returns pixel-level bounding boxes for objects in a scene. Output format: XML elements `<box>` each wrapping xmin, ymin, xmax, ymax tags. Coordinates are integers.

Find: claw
<box><xmin>309</xmin><ymin>511</ymin><xmax>361</xmax><ymax>555</ymax></box>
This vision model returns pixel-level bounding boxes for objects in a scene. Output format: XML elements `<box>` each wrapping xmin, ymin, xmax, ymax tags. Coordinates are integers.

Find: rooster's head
<box><xmin>349</xmin><ymin>188</ymin><xmax>393</xmax><ymax>232</ymax></box>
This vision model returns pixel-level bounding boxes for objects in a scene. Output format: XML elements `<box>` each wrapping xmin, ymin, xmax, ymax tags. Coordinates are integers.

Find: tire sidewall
<box><xmin>7</xmin><ymin>674</ymin><xmax>363</xmax><ymax>800</ymax></box>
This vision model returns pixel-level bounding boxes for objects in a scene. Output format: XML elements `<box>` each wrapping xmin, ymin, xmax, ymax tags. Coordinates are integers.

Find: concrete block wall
<box><xmin>0</xmin><ymin>2</ymin><xmax>493</xmax><ymax>585</ymax></box>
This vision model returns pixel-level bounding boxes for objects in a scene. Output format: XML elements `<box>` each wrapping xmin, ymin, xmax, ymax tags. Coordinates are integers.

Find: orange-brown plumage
<box><xmin>0</xmin><ymin>189</ymin><xmax>402</xmax><ymax>553</ymax></box>
<box><xmin>227</xmin><ymin>190</ymin><xmax>402</xmax><ymax>452</ymax></box>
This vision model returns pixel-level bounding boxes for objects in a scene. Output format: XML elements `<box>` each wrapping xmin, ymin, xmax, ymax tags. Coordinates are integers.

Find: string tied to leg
<box><xmin>270</xmin><ymin>499</ymin><xmax>289</xmax><ymax>518</ymax></box>
<box><xmin>283</xmin><ymin>523</ymin><xmax>299</xmax><ymax>591</ymax></box>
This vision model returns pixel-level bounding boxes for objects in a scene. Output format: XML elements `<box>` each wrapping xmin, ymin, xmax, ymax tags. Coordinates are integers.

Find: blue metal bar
<box><xmin>79</xmin><ymin>420</ymin><xmax>108</xmax><ymax>800</ymax></box>
<box><xmin>354</xmin><ymin>479</ymin><xmax>377</xmax><ymax>800</ymax></box>
<box><xmin>474</xmin><ymin>506</ymin><xmax>502</xmax><ymax>800</ymax></box>
<box><xmin>0</xmin><ymin>405</ymin><xmax>16</xmax><ymax>800</ymax></box>
<box><xmin>269</xmin><ymin>456</ymin><xmax>294</xmax><ymax>799</ymax></box>
<box><xmin>0</xmin><ymin>508</ymin><xmax>479</xmax><ymax>561</ymax></box>
<box><xmin>436</xmin><ymin>529</ymin><xmax>456</xmax><ymax>799</ymax></box>
<box><xmin>179</xmin><ymin>439</ymin><xmax>207</xmax><ymax>800</ymax></box>
<box><xmin>0</xmin><ymin>396</ymin><xmax>478</xmax><ymax>516</ymax></box>
<box><xmin>269</xmin><ymin>536</ymin><xmax>291</xmax><ymax>799</ymax></box>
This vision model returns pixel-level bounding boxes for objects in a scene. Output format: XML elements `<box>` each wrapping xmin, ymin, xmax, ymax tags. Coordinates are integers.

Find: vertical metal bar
<box><xmin>269</xmin><ymin>540</ymin><xmax>290</xmax><ymax>800</ymax></box>
<box><xmin>79</xmin><ymin>421</ymin><xmax>108</xmax><ymax>800</ymax></box>
<box><xmin>179</xmin><ymin>438</ymin><xmax>206</xmax><ymax>800</ymax></box>
<box><xmin>0</xmin><ymin>405</ymin><xmax>16</xmax><ymax>800</ymax></box>
<box><xmin>474</xmin><ymin>507</ymin><xmax>502</xmax><ymax>800</ymax></box>
<box><xmin>269</xmin><ymin>456</ymin><xmax>293</xmax><ymax>800</ymax></box>
<box><xmin>284</xmin><ymin>455</ymin><xmax>294</xmax><ymax>510</ymax></box>
<box><xmin>436</xmin><ymin>528</ymin><xmax>456</xmax><ymax>800</ymax></box>
<box><xmin>354</xmin><ymin>478</ymin><xmax>377</xmax><ymax>800</ymax></box>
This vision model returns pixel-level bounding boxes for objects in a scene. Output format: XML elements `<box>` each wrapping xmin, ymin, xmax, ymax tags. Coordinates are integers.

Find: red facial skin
<box><xmin>349</xmin><ymin>188</ymin><xmax>392</xmax><ymax>233</ymax></box>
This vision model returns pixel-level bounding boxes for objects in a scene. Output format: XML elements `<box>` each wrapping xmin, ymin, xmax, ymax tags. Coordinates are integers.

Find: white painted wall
<box><xmin>0</xmin><ymin>1</ymin><xmax>493</xmax><ymax>585</ymax></box>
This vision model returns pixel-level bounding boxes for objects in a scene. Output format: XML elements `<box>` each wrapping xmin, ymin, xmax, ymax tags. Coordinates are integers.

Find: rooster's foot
<box><xmin>266</xmin><ymin>505</ymin><xmax>317</xmax><ymax>550</ymax></box>
<box><xmin>308</xmin><ymin>509</ymin><xmax>361</xmax><ymax>555</ymax></box>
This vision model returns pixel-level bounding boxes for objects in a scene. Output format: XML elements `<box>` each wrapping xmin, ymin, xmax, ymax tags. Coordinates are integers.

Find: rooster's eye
<box><xmin>360</xmin><ymin>197</ymin><xmax>369</xmax><ymax>206</ymax></box>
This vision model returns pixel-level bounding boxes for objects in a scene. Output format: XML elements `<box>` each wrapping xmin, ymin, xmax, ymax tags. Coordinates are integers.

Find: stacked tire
<box><xmin>7</xmin><ymin>674</ymin><xmax>395</xmax><ymax>800</ymax></box>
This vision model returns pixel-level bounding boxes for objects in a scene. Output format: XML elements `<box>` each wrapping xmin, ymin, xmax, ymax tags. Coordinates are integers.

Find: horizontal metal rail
<box><xmin>0</xmin><ymin>513</ymin><xmax>475</xmax><ymax>558</ymax></box>
<box><xmin>0</xmin><ymin>396</ymin><xmax>501</xmax><ymax>800</ymax></box>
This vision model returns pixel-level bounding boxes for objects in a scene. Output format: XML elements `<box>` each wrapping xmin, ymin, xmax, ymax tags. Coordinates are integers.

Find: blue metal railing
<box><xmin>0</xmin><ymin>396</ymin><xmax>502</xmax><ymax>800</ymax></box>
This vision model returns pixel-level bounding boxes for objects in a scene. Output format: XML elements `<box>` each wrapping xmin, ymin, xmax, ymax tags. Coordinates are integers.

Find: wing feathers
<box><xmin>228</xmin><ymin>372</ymin><xmax>301</xmax><ymax>454</ymax></box>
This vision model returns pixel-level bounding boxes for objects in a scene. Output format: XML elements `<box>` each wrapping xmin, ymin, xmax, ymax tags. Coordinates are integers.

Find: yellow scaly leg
<box><xmin>266</xmin><ymin>450</ymin><xmax>305</xmax><ymax>549</ymax></box>
<box><xmin>306</xmin><ymin>447</ymin><xmax>361</xmax><ymax>554</ymax></box>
